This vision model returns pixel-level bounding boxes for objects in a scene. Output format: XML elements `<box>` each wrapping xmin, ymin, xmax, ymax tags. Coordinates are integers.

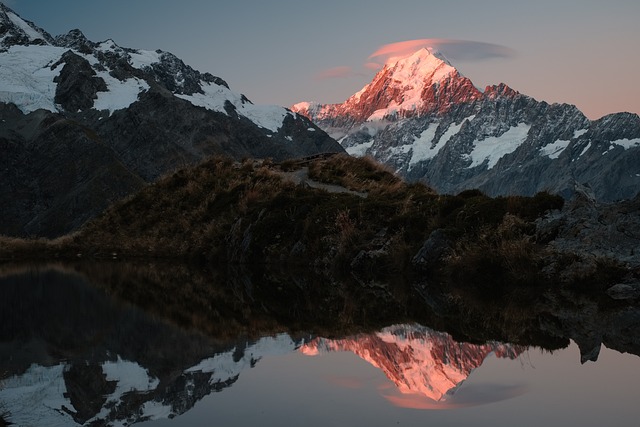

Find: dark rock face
<box><xmin>0</xmin><ymin>104</ymin><xmax>145</xmax><ymax>237</ymax></box>
<box><xmin>54</xmin><ymin>28</ymin><xmax>96</xmax><ymax>53</ymax></box>
<box><xmin>53</xmin><ymin>51</ymin><xmax>108</xmax><ymax>112</ymax></box>
<box><xmin>537</xmin><ymin>187</ymin><xmax>640</xmax><ymax>268</ymax></box>
<box><xmin>0</xmin><ymin>5</ymin><xmax>344</xmax><ymax>237</ymax></box>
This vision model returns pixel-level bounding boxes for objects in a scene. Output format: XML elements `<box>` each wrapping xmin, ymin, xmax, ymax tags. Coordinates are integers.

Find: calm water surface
<box><xmin>1</xmin><ymin>264</ymin><xmax>639</xmax><ymax>427</ymax></box>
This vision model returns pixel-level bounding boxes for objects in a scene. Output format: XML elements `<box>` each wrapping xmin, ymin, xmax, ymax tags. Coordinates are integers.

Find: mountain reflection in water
<box><xmin>301</xmin><ymin>324</ymin><xmax>524</xmax><ymax>404</ymax></box>
<box><xmin>1</xmin><ymin>263</ymin><xmax>640</xmax><ymax>426</ymax></box>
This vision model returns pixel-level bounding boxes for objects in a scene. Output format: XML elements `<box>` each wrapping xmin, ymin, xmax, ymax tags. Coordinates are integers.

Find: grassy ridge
<box><xmin>2</xmin><ymin>153</ymin><xmax>626</xmax><ymax>291</ymax></box>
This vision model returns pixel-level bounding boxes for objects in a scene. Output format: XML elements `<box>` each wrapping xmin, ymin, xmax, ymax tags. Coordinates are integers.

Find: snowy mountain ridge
<box><xmin>0</xmin><ymin>4</ymin><xmax>294</xmax><ymax>132</ymax></box>
<box><xmin>0</xmin><ymin>4</ymin><xmax>343</xmax><ymax>238</ymax></box>
<box><xmin>292</xmin><ymin>47</ymin><xmax>640</xmax><ymax>202</ymax></box>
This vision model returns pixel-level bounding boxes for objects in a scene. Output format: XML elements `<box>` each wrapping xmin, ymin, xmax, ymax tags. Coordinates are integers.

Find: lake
<box><xmin>1</xmin><ymin>263</ymin><xmax>639</xmax><ymax>426</ymax></box>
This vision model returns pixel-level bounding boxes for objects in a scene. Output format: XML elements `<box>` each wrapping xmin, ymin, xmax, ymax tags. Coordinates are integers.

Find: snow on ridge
<box><xmin>6</xmin><ymin>10</ymin><xmax>47</xmax><ymax>42</ymax></box>
<box><xmin>128</xmin><ymin>49</ymin><xmax>162</xmax><ymax>69</ymax></box>
<box><xmin>186</xmin><ymin>334</ymin><xmax>298</xmax><ymax>384</ymax></box>
<box><xmin>468</xmin><ymin>123</ymin><xmax>531</xmax><ymax>169</ymax></box>
<box><xmin>96</xmin><ymin>39</ymin><xmax>120</xmax><ymax>52</ymax></box>
<box><xmin>0</xmin><ymin>38</ymin><xmax>288</xmax><ymax>131</ymax></box>
<box><xmin>178</xmin><ymin>81</ymin><xmax>291</xmax><ymax>133</ymax></box>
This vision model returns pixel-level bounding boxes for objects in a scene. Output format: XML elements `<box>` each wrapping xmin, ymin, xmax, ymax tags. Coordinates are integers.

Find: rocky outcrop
<box><xmin>537</xmin><ymin>185</ymin><xmax>640</xmax><ymax>268</ymax></box>
<box><xmin>53</xmin><ymin>51</ymin><xmax>108</xmax><ymax>112</ymax></box>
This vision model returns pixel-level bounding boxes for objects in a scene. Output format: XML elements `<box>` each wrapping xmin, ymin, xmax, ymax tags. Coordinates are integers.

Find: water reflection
<box><xmin>1</xmin><ymin>263</ymin><xmax>640</xmax><ymax>426</ymax></box>
<box><xmin>301</xmin><ymin>324</ymin><xmax>524</xmax><ymax>405</ymax></box>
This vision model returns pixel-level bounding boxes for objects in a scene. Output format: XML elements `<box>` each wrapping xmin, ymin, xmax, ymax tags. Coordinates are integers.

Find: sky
<box><xmin>4</xmin><ymin>0</ymin><xmax>640</xmax><ymax>119</ymax></box>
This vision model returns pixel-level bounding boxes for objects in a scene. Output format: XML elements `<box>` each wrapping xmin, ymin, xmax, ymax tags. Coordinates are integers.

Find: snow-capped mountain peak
<box><xmin>0</xmin><ymin>4</ymin><xmax>52</xmax><ymax>48</ymax></box>
<box><xmin>383</xmin><ymin>46</ymin><xmax>454</xmax><ymax>79</ymax></box>
<box><xmin>293</xmin><ymin>43</ymin><xmax>640</xmax><ymax>202</ymax></box>
<box><xmin>292</xmin><ymin>47</ymin><xmax>481</xmax><ymax>130</ymax></box>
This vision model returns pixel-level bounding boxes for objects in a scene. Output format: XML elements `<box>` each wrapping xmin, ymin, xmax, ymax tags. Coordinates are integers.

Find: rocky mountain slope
<box><xmin>0</xmin><ymin>5</ymin><xmax>343</xmax><ymax>237</ymax></box>
<box><xmin>292</xmin><ymin>48</ymin><xmax>640</xmax><ymax>202</ymax></box>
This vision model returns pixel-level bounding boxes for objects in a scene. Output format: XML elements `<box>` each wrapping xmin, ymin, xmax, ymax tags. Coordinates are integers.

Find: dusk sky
<box><xmin>4</xmin><ymin>0</ymin><xmax>640</xmax><ymax>119</ymax></box>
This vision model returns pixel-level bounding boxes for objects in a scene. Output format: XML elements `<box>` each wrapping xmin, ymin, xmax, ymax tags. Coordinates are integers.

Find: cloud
<box><xmin>369</xmin><ymin>38</ymin><xmax>516</xmax><ymax>65</ymax></box>
<box><xmin>380</xmin><ymin>383</ymin><xmax>528</xmax><ymax>410</ymax></box>
<box><xmin>314</xmin><ymin>66</ymin><xmax>354</xmax><ymax>80</ymax></box>
<box><xmin>364</xmin><ymin>62</ymin><xmax>383</xmax><ymax>71</ymax></box>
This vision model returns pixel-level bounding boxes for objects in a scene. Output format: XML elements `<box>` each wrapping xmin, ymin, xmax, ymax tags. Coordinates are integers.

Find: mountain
<box><xmin>292</xmin><ymin>48</ymin><xmax>640</xmax><ymax>202</ymax></box>
<box><xmin>0</xmin><ymin>5</ymin><xmax>344</xmax><ymax>238</ymax></box>
<box><xmin>301</xmin><ymin>324</ymin><xmax>522</xmax><ymax>403</ymax></box>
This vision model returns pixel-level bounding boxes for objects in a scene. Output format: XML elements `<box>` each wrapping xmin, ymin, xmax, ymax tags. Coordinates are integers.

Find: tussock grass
<box><xmin>4</xmin><ymin>153</ymin><xmax>619</xmax><ymax>294</ymax></box>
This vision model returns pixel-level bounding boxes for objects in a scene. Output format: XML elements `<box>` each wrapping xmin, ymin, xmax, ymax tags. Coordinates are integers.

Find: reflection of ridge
<box><xmin>0</xmin><ymin>335</ymin><xmax>300</xmax><ymax>426</ymax></box>
<box><xmin>301</xmin><ymin>324</ymin><xmax>523</xmax><ymax>402</ymax></box>
<box><xmin>0</xmin><ymin>267</ymin><xmax>303</xmax><ymax>427</ymax></box>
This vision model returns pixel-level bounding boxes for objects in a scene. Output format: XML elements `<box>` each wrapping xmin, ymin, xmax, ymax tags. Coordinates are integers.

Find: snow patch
<box><xmin>468</xmin><ymin>124</ymin><xmax>531</xmax><ymax>169</ymax></box>
<box><xmin>345</xmin><ymin>139</ymin><xmax>374</xmax><ymax>157</ymax></box>
<box><xmin>573</xmin><ymin>128</ymin><xmax>588</xmax><ymax>139</ymax></box>
<box><xmin>128</xmin><ymin>49</ymin><xmax>162</xmax><ymax>69</ymax></box>
<box><xmin>541</xmin><ymin>139</ymin><xmax>570</xmax><ymax>159</ymax></box>
<box><xmin>408</xmin><ymin>123</ymin><xmax>440</xmax><ymax>166</ymax></box>
<box><xmin>578</xmin><ymin>141</ymin><xmax>592</xmax><ymax>158</ymax></box>
<box><xmin>611</xmin><ymin>138</ymin><xmax>640</xmax><ymax>149</ymax></box>
<box><xmin>93</xmin><ymin>72</ymin><xmax>148</xmax><ymax>114</ymax></box>
<box><xmin>438</xmin><ymin>119</ymin><xmax>468</xmax><ymax>145</ymax></box>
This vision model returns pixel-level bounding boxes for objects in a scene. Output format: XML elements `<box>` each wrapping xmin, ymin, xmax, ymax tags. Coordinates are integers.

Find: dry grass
<box><xmin>1</xmin><ymin>154</ymin><xmax>586</xmax><ymax>292</ymax></box>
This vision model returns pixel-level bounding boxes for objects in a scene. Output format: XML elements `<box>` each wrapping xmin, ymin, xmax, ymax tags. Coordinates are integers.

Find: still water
<box><xmin>1</xmin><ymin>264</ymin><xmax>639</xmax><ymax>426</ymax></box>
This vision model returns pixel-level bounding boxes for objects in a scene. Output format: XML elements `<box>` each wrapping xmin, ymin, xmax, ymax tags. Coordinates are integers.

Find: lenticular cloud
<box><xmin>314</xmin><ymin>66</ymin><xmax>354</xmax><ymax>80</ymax></box>
<box><xmin>369</xmin><ymin>39</ymin><xmax>515</xmax><ymax>64</ymax></box>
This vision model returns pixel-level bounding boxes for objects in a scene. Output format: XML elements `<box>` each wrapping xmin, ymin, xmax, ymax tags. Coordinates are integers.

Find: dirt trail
<box><xmin>277</xmin><ymin>167</ymin><xmax>367</xmax><ymax>198</ymax></box>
